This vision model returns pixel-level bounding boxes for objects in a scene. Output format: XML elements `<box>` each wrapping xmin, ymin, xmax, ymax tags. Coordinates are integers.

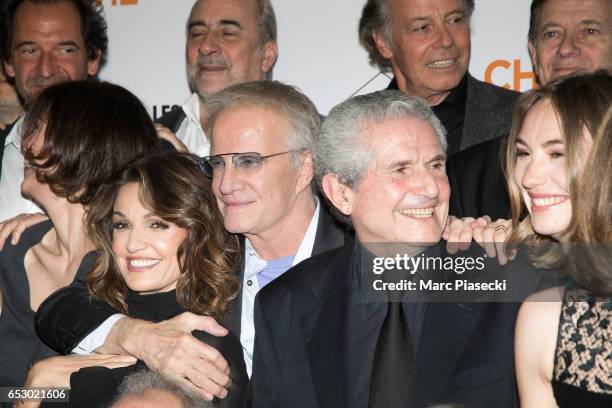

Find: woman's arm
<box><xmin>515</xmin><ymin>288</ymin><xmax>563</xmax><ymax>408</ymax></box>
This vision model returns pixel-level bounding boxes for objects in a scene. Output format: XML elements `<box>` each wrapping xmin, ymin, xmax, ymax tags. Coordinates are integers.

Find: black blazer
<box><xmin>447</xmin><ymin>137</ymin><xmax>511</xmax><ymax>219</ymax></box>
<box><xmin>35</xmin><ymin>203</ymin><xmax>347</xmax><ymax>353</ymax></box>
<box><xmin>248</xmin><ymin>237</ymin><xmax>521</xmax><ymax>408</ymax></box>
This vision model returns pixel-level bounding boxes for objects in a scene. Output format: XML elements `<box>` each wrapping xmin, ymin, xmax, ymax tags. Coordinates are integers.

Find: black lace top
<box><xmin>552</xmin><ymin>287</ymin><xmax>612</xmax><ymax>407</ymax></box>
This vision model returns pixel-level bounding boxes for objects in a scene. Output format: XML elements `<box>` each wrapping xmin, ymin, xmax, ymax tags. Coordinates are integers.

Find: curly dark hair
<box><xmin>21</xmin><ymin>80</ymin><xmax>159</xmax><ymax>205</ymax></box>
<box><xmin>86</xmin><ymin>152</ymin><xmax>240</xmax><ymax>320</ymax></box>
<box><xmin>0</xmin><ymin>0</ymin><xmax>108</xmax><ymax>67</ymax></box>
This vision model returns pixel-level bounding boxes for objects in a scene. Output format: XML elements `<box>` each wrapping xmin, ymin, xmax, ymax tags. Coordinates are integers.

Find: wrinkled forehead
<box><xmin>364</xmin><ymin>117</ymin><xmax>445</xmax><ymax>166</ymax></box>
<box><xmin>210</xmin><ymin>103</ymin><xmax>290</xmax><ymax>153</ymax></box>
<box><xmin>538</xmin><ymin>0</ymin><xmax>611</xmax><ymax>26</ymax></box>
<box><xmin>12</xmin><ymin>0</ymin><xmax>84</xmax><ymax>41</ymax></box>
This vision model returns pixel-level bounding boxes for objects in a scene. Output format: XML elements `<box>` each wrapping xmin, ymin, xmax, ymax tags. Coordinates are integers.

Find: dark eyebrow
<box><xmin>112</xmin><ymin>211</ymin><xmax>125</xmax><ymax>217</ymax></box>
<box><xmin>13</xmin><ymin>40</ymin><xmax>36</xmax><ymax>48</ymax></box>
<box><xmin>188</xmin><ymin>19</ymin><xmax>242</xmax><ymax>31</ymax></box>
<box><xmin>539</xmin><ymin>22</ymin><xmax>562</xmax><ymax>33</ymax></box>
<box><xmin>188</xmin><ymin>21</ymin><xmax>207</xmax><ymax>31</ymax></box>
<box><xmin>57</xmin><ymin>40</ymin><xmax>81</xmax><ymax>48</ymax></box>
<box><xmin>516</xmin><ymin>137</ymin><xmax>564</xmax><ymax>147</ymax></box>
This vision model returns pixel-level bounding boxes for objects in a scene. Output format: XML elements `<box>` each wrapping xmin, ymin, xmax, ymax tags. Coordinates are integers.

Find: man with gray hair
<box><xmin>156</xmin><ymin>0</ymin><xmax>278</xmax><ymax>155</ymax></box>
<box><xmin>36</xmin><ymin>80</ymin><xmax>347</xmax><ymax>401</ymax></box>
<box><xmin>248</xmin><ymin>90</ymin><xmax>519</xmax><ymax>407</ymax></box>
<box><xmin>112</xmin><ymin>370</ymin><xmax>213</xmax><ymax>408</ymax></box>
<box><xmin>358</xmin><ymin>0</ymin><xmax>519</xmax><ymax>220</ymax></box>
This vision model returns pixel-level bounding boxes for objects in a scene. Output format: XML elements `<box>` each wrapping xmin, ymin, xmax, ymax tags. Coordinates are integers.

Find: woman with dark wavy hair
<box><xmin>24</xmin><ymin>153</ymin><xmax>246</xmax><ymax>408</ymax></box>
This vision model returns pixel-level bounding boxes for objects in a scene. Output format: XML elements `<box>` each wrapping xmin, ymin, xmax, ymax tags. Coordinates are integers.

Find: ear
<box><xmin>87</xmin><ymin>49</ymin><xmax>102</xmax><ymax>77</ymax></box>
<box><xmin>294</xmin><ymin>150</ymin><xmax>314</xmax><ymax>194</ymax></box>
<box><xmin>321</xmin><ymin>173</ymin><xmax>354</xmax><ymax>216</ymax></box>
<box><xmin>372</xmin><ymin>29</ymin><xmax>395</xmax><ymax>60</ymax></box>
<box><xmin>4</xmin><ymin>60</ymin><xmax>15</xmax><ymax>79</ymax></box>
<box><xmin>260</xmin><ymin>40</ymin><xmax>278</xmax><ymax>75</ymax></box>
<box><xmin>528</xmin><ymin>41</ymin><xmax>539</xmax><ymax>78</ymax></box>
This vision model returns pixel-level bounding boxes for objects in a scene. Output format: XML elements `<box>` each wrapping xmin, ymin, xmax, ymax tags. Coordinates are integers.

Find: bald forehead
<box><xmin>189</xmin><ymin>0</ymin><xmax>260</xmax><ymax>28</ymax></box>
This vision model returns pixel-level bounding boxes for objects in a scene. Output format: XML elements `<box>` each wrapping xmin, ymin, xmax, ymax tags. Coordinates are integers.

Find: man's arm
<box><xmin>35</xmin><ymin>281</ymin><xmax>119</xmax><ymax>353</ymax></box>
<box><xmin>35</xmin><ymin>281</ymin><xmax>233</xmax><ymax>400</ymax></box>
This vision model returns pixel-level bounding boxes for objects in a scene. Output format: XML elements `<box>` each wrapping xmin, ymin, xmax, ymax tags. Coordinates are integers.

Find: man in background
<box><xmin>0</xmin><ymin>0</ymin><xmax>106</xmax><ymax>221</ymax></box>
<box><xmin>528</xmin><ymin>0</ymin><xmax>611</xmax><ymax>86</ymax></box>
<box><xmin>359</xmin><ymin>0</ymin><xmax>519</xmax><ymax>219</ymax></box>
<box><xmin>156</xmin><ymin>0</ymin><xmax>278</xmax><ymax>155</ymax></box>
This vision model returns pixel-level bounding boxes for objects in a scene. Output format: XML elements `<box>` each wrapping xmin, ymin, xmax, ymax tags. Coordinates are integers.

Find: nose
<box><xmin>126</xmin><ymin>227</ymin><xmax>147</xmax><ymax>253</ymax></box>
<box><xmin>199</xmin><ymin>31</ymin><xmax>221</xmax><ymax>55</ymax></box>
<box><xmin>520</xmin><ymin>157</ymin><xmax>547</xmax><ymax>190</ymax></box>
<box><xmin>409</xmin><ymin>168</ymin><xmax>440</xmax><ymax>199</ymax></box>
<box><xmin>36</xmin><ymin>51</ymin><xmax>59</xmax><ymax>78</ymax></box>
<box><xmin>216</xmin><ymin>163</ymin><xmax>243</xmax><ymax>196</ymax></box>
<box><xmin>557</xmin><ymin>33</ymin><xmax>580</xmax><ymax>58</ymax></box>
<box><xmin>436</xmin><ymin>24</ymin><xmax>454</xmax><ymax>48</ymax></box>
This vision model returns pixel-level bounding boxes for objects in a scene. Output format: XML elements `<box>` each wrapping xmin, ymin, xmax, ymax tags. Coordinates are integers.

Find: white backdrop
<box><xmin>97</xmin><ymin>0</ymin><xmax>535</xmax><ymax>117</ymax></box>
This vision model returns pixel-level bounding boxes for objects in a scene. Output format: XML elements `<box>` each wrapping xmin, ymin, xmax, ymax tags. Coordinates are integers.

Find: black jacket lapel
<box><xmin>300</xmin><ymin>238</ymin><xmax>354</xmax><ymax>407</ymax></box>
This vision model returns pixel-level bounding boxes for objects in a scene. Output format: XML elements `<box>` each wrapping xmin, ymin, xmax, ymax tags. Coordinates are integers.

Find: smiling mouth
<box><xmin>400</xmin><ymin>207</ymin><xmax>435</xmax><ymax>218</ymax></box>
<box><xmin>427</xmin><ymin>59</ymin><xmax>456</xmax><ymax>69</ymax></box>
<box><xmin>531</xmin><ymin>196</ymin><xmax>568</xmax><ymax>207</ymax></box>
<box><xmin>128</xmin><ymin>258</ymin><xmax>162</xmax><ymax>268</ymax></box>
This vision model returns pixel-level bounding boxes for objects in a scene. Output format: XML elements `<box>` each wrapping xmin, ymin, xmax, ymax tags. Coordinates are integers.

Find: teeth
<box><xmin>400</xmin><ymin>208</ymin><xmax>434</xmax><ymax>218</ymax></box>
<box><xmin>532</xmin><ymin>197</ymin><xmax>565</xmax><ymax>206</ymax></box>
<box><xmin>129</xmin><ymin>259</ymin><xmax>161</xmax><ymax>267</ymax></box>
<box><xmin>428</xmin><ymin>59</ymin><xmax>455</xmax><ymax>68</ymax></box>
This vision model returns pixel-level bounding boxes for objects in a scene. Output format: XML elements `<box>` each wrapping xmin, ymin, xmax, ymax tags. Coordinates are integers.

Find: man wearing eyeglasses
<box><xmin>35</xmin><ymin>80</ymin><xmax>347</xmax><ymax>401</ymax></box>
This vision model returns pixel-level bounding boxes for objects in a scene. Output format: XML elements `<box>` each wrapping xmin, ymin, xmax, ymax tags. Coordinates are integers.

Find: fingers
<box><xmin>476</xmin><ymin>218</ymin><xmax>512</xmax><ymax>264</ymax></box>
<box><xmin>94</xmin><ymin>355</ymin><xmax>138</xmax><ymax>369</ymax></box>
<box><xmin>139</xmin><ymin>326</ymin><xmax>230</xmax><ymax>400</ymax></box>
<box><xmin>0</xmin><ymin>213</ymin><xmax>49</xmax><ymax>250</ymax></box>
<box><xmin>171</xmin><ymin>312</ymin><xmax>228</xmax><ymax>337</ymax></box>
<box><xmin>11</xmin><ymin>213</ymin><xmax>48</xmax><ymax>246</ymax></box>
<box><xmin>155</xmin><ymin>124</ymin><xmax>188</xmax><ymax>152</ymax></box>
<box><xmin>445</xmin><ymin>217</ymin><xmax>475</xmax><ymax>254</ymax></box>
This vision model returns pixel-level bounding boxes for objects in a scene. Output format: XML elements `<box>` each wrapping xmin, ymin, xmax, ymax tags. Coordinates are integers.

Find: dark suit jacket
<box><xmin>447</xmin><ymin>137</ymin><xmax>511</xmax><ymax>219</ymax></box>
<box><xmin>35</xmin><ymin>203</ymin><xmax>347</xmax><ymax>353</ymax></box>
<box><xmin>446</xmin><ymin>76</ymin><xmax>519</xmax><ymax>218</ymax></box>
<box><xmin>248</xmin><ymin>237</ymin><xmax>520</xmax><ymax>408</ymax></box>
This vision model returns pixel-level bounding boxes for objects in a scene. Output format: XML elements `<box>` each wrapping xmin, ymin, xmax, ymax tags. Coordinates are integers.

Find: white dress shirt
<box><xmin>240</xmin><ymin>199</ymin><xmax>320</xmax><ymax>376</ymax></box>
<box><xmin>0</xmin><ymin>116</ymin><xmax>41</xmax><ymax>222</ymax></box>
<box><xmin>174</xmin><ymin>93</ymin><xmax>210</xmax><ymax>156</ymax></box>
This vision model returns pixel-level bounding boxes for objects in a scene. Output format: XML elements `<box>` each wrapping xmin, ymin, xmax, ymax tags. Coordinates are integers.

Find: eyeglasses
<box><xmin>199</xmin><ymin>151</ymin><xmax>293</xmax><ymax>178</ymax></box>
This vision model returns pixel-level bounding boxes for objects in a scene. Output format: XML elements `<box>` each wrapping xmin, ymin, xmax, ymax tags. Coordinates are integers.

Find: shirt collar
<box><xmin>386</xmin><ymin>73</ymin><xmax>468</xmax><ymax>110</ymax></box>
<box><xmin>181</xmin><ymin>93</ymin><xmax>202</xmax><ymax>126</ymax></box>
<box><xmin>5</xmin><ymin>116</ymin><xmax>24</xmax><ymax>147</ymax></box>
<box><xmin>244</xmin><ymin>196</ymin><xmax>320</xmax><ymax>270</ymax></box>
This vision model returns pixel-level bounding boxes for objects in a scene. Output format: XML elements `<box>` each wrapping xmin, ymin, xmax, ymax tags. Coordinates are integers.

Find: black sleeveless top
<box><xmin>552</xmin><ymin>287</ymin><xmax>612</xmax><ymax>407</ymax></box>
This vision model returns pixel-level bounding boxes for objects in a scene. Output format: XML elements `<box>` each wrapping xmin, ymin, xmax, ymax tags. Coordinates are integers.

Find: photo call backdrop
<box><xmin>97</xmin><ymin>0</ymin><xmax>535</xmax><ymax>117</ymax></box>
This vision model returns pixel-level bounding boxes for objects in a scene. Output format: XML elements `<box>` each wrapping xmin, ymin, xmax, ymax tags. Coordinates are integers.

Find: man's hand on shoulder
<box><xmin>0</xmin><ymin>212</ymin><xmax>48</xmax><ymax>250</ymax></box>
<box><xmin>99</xmin><ymin>312</ymin><xmax>231</xmax><ymax>401</ymax></box>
